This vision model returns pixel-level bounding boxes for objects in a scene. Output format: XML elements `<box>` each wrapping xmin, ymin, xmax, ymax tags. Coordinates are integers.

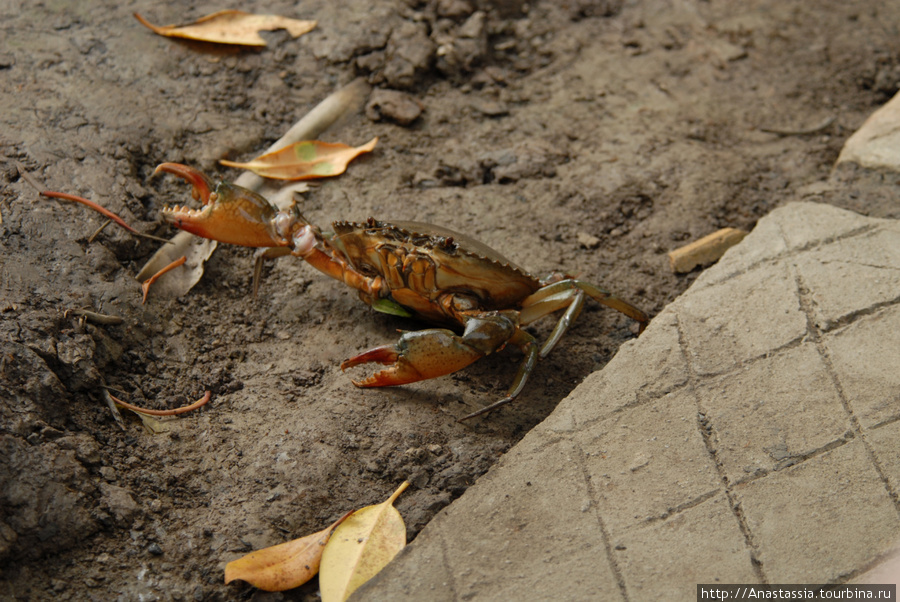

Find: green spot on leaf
<box><xmin>294</xmin><ymin>142</ymin><xmax>317</xmax><ymax>162</ymax></box>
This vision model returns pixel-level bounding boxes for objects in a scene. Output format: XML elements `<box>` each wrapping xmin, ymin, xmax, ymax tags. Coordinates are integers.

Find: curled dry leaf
<box><xmin>319</xmin><ymin>482</ymin><xmax>409</xmax><ymax>602</ymax></box>
<box><xmin>220</xmin><ymin>138</ymin><xmax>378</xmax><ymax>181</ymax></box>
<box><xmin>141</xmin><ymin>255</ymin><xmax>187</xmax><ymax>304</ymax></box>
<box><xmin>225</xmin><ymin>512</ymin><xmax>352</xmax><ymax>592</ymax></box>
<box><xmin>136</xmin><ymin>231</ymin><xmax>216</xmax><ymax>299</ymax></box>
<box><xmin>134</xmin><ymin>10</ymin><xmax>316</xmax><ymax>47</ymax></box>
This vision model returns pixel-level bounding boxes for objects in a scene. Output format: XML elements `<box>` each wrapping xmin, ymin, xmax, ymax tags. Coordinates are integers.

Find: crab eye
<box><xmin>356</xmin><ymin>262</ymin><xmax>380</xmax><ymax>277</ymax></box>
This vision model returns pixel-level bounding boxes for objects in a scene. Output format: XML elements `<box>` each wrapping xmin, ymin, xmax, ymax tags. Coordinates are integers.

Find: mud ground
<box><xmin>1</xmin><ymin>0</ymin><xmax>899</xmax><ymax>600</ymax></box>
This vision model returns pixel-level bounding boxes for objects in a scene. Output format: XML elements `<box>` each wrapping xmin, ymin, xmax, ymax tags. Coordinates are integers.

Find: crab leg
<box><xmin>521</xmin><ymin>279</ymin><xmax>648</xmax><ymax>334</ymax></box>
<box><xmin>519</xmin><ymin>288</ymin><xmax>587</xmax><ymax>357</ymax></box>
<box><xmin>458</xmin><ymin>329</ymin><xmax>539</xmax><ymax>421</ymax></box>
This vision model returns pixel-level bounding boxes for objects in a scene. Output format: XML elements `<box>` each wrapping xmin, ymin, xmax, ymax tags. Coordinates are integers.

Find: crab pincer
<box><xmin>341</xmin><ymin>329</ymin><xmax>485</xmax><ymax>388</ymax></box>
<box><xmin>155</xmin><ymin>163</ymin><xmax>288</xmax><ymax>249</ymax></box>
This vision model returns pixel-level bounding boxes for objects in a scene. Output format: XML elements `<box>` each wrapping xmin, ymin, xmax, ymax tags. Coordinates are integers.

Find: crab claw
<box><xmin>341</xmin><ymin>329</ymin><xmax>484</xmax><ymax>387</ymax></box>
<box><xmin>154</xmin><ymin>163</ymin><xmax>215</xmax><ymax>204</ymax></box>
<box><xmin>155</xmin><ymin>163</ymin><xmax>288</xmax><ymax>248</ymax></box>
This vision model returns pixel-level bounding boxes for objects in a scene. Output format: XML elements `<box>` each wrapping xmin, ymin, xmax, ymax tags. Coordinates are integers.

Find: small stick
<box><xmin>668</xmin><ymin>227</ymin><xmax>748</xmax><ymax>273</ymax></box>
<box><xmin>102</xmin><ymin>390</ymin><xmax>128</xmax><ymax>431</ymax></box>
<box><xmin>40</xmin><ymin>191</ymin><xmax>172</xmax><ymax>243</ymax></box>
<box><xmin>108</xmin><ymin>390</ymin><xmax>212</xmax><ymax>416</ymax></box>
<box><xmin>141</xmin><ymin>255</ymin><xmax>187</xmax><ymax>304</ymax></box>
<box><xmin>66</xmin><ymin>308</ymin><xmax>125</xmax><ymax>325</ymax></box>
<box><xmin>23</xmin><ymin>163</ymin><xmax>170</xmax><ymax>244</ymax></box>
<box><xmin>87</xmin><ymin>220</ymin><xmax>113</xmax><ymax>243</ymax></box>
<box><xmin>760</xmin><ymin>116</ymin><xmax>835</xmax><ymax>136</ymax></box>
<box><xmin>16</xmin><ymin>162</ymin><xmax>44</xmax><ymax>192</ymax></box>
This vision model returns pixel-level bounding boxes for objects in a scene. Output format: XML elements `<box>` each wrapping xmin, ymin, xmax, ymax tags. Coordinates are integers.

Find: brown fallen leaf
<box><xmin>225</xmin><ymin>511</ymin><xmax>353</xmax><ymax>592</ymax></box>
<box><xmin>134</xmin><ymin>10</ymin><xmax>316</xmax><ymax>47</ymax></box>
<box><xmin>319</xmin><ymin>482</ymin><xmax>409</xmax><ymax>602</ymax></box>
<box><xmin>219</xmin><ymin>138</ymin><xmax>378</xmax><ymax>181</ymax></box>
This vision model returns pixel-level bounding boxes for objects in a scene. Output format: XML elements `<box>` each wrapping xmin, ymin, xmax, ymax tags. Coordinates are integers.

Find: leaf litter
<box><xmin>225</xmin><ymin>482</ymin><xmax>410</xmax><ymax>597</ymax></box>
<box><xmin>220</xmin><ymin>138</ymin><xmax>379</xmax><ymax>180</ymax></box>
<box><xmin>134</xmin><ymin>10</ymin><xmax>316</xmax><ymax>47</ymax></box>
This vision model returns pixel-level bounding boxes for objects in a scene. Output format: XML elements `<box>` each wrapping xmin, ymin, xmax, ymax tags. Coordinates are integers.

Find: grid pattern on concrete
<box><xmin>358</xmin><ymin>203</ymin><xmax>900</xmax><ymax>601</ymax></box>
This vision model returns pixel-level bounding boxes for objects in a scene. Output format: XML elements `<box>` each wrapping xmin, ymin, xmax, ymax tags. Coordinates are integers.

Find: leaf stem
<box><xmin>41</xmin><ymin>190</ymin><xmax>139</xmax><ymax>234</ymax></box>
<box><xmin>386</xmin><ymin>481</ymin><xmax>410</xmax><ymax>506</ymax></box>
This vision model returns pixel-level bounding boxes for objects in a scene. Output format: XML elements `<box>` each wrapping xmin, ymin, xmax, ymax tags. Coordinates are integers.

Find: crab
<box><xmin>155</xmin><ymin>163</ymin><xmax>648</xmax><ymax>420</ymax></box>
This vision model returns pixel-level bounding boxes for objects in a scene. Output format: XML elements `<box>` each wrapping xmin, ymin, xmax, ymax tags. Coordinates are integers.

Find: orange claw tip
<box><xmin>349</xmin><ymin>368</ymin><xmax>405</xmax><ymax>388</ymax></box>
<box><xmin>340</xmin><ymin>346</ymin><xmax>401</xmax><ymax>370</ymax></box>
<box><xmin>154</xmin><ymin>163</ymin><xmax>214</xmax><ymax>204</ymax></box>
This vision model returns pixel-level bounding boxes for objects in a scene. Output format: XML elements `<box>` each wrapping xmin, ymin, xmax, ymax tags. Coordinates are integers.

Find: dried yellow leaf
<box><xmin>134</xmin><ymin>10</ymin><xmax>316</xmax><ymax>47</ymax></box>
<box><xmin>225</xmin><ymin>512</ymin><xmax>350</xmax><ymax>592</ymax></box>
<box><xmin>319</xmin><ymin>482</ymin><xmax>409</xmax><ymax>602</ymax></box>
<box><xmin>220</xmin><ymin>138</ymin><xmax>378</xmax><ymax>181</ymax></box>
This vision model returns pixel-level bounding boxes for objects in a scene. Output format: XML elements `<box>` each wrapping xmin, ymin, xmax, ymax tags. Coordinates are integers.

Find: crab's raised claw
<box><xmin>341</xmin><ymin>329</ymin><xmax>485</xmax><ymax>387</ymax></box>
<box><xmin>155</xmin><ymin>163</ymin><xmax>288</xmax><ymax>248</ymax></box>
<box><xmin>154</xmin><ymin>163</ymin><xmax>215</xmax><ymax>204</ymax></box>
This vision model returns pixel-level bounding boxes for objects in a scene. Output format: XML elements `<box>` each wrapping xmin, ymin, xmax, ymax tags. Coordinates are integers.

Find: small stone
<box><xmin>472</xmin><ymin>98</ymin><xmax>509</xmax><ymax>117</ymax></box>
<box><xmin>436</xmin><ymin>0</ymin><xmax>474</xmax><ymax>19</ymax></box>
<box><xmin>366</xmin><ymin>89</ymin><xmax>424</xmax><ymax>126</ymax></box>
<box><xmin>56</xmin><ymin>434</ymin><xmax>102</xmax><ymax>465</ymax></box>
<box><xmin>100</xmin><ymin>482</ymin><xmax>141</xmax><ymax>526</ymax></box>
<box><xmin>383</xmin><ymin>21</ymin><xmax>435</xmax><ymax>89</ymax></box>
<box><xmin>408</xmin><ymin>470</ymin><xmax>429</xmax><ymax>489</ymax></box>
<box><xmin>147</xmin><ymin>542</ymin><xmax>164</xmax><ymax>556</ymax></box>
<box><xmin>577</xmin><ymin>231</ymin><xmax>601</xmax><ymax>249</ymax></box>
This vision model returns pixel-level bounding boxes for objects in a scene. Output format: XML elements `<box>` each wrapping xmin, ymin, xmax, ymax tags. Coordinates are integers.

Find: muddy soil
<box><xmin>1</xmin><ymin>0</ymin><xmax>898</xmax><ymax>599</ymax></box>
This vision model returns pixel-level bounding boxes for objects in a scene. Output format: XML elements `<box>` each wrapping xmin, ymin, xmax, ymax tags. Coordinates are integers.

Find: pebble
<box><xmin>577</xmin><ymin>231</ymin><xmax>601</xmax><ymax>249</ymax></box>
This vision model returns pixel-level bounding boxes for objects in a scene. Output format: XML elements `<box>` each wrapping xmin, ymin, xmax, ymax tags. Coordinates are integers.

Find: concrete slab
<box><xmin>616</xmin><ymin>494</ymin><xmax>757</xmax><ymax>599</ymax></box>
<box><xmin>735</xmin><ymin>440</ymin><xmax>900</xmax><ymax>583</ymax></box>
<box><xmin>824</xmin><ymin>306</ymin><xmax>900</xmax><ymax>429</ymax></box>
<box><xmin>573</xmin><ymin>389</ymin><xmax>720</xmax><ymax>538</ymax></box>
<box><xmin>694</xmin><ymin>343</ymin><xmax>851</xmax><ymax>483</ymax></box>
<box><xmin>675</xmin><ymin>262</ymin><xmax>807</xmax><ymax>376</ymax></box>
<box><xmin>356</xmin><ymin>202</ymin><xmax>900</xmax><ymax>601</ymax></box>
